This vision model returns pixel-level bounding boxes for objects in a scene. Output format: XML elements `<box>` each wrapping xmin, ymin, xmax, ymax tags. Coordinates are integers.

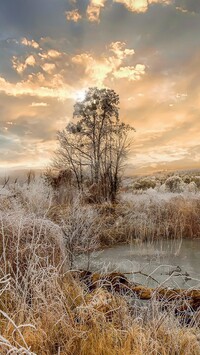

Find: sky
<box><xmin>0</xmin><ymin>0</ymin><xmax>200</xmax><ymax>174</ymax></box>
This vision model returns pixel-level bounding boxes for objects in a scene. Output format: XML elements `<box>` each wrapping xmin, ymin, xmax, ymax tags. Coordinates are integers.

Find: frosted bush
<box><xmin>185</xmin><ymin>181</ymin><xmax>198</xmax><ymax>193</ymax></box>
<box><xmin>146</xmin><ymin>187</ymin><xmax>157</xmax><ymax>195</ymax></box>
<box><xmin>1</xmin><ymin>178</ymin><xmax>54</xmax><ymax>216</ymax></box>
<box><xmin>0</xmin><ymin>209</ymin><xmax>65</xmax><ymax>264</ymax></box>
<box><xmin>182</xmin><ymin>175</ymin><xmax>191</xmax><ymax>184</ymax></box>
<box><xmin>192</xmin><ymin>176</ymin><xmax>200</xmax><ymax>189</ymax></box>
<box><xmin>165</xmin><ymin>176</ymin><xmax>185</xmax><ymax>193</ymax></box>
<box><xmin>21</xmin><ymin>178</ymin><xmax>53</xmax><ymax>212</ymax></box>
<box><xmin>132</xmin><ymin>178</ymin><xmax>156</xmax><ymax>191</ymax></box>
<box><xmin>158</xmin><ymin>183</ymin><xmax>168</xmax><ymax>193</ymax></box>
<box><xmin>61</xmin><ymin>197</ymin><xmax>101</xmax><ymax>267</ymax></box>
<box><xmin>0</xmin><ymin>186</ymin><xmax>10</xmax><ymax>196</ymax></box>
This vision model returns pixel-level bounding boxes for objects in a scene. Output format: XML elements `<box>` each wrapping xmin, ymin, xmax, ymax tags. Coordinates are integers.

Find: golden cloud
<box><xmin>0</xmin><ymin>76</ymin><xmax>74</xmax><ymax>101</ymax></box>
<box><xmin>25</xmin><ymin>55</ymin><xmax>36</xmax><ymax>66</ymax></box>
<box><xmin>114</xmin><ymin>0</ymin><xmax>148</xmax><ymax>13</ymax></box>
<box><xmin>41</xmin><ymin>63</ymin><xmax>56</xmax><ymax>73</ymax></box>
<box><xmin>38</xmin><ymin>50</ymin><xmax>62</xmax><ymax>60</ymax></box>
<box><xmin>72</xmin><ymin>41</ymin><xmax>142</xmax><ymax>85</ymax></box>
<box><xmin>120</xmin><ymin>0</ymin><xmax>173</xmax><ymax>12</ymax></box>
<box><xmin>21</xmin><ymin>37</ymin><xmax>39</xmax><ymax>49</ymax></box>
<box><xmin>72</xmin><ymin>53</ymin><xmax>113</xmax><ymax>85</ymax></box>
<box><xmin>13</xmin><ymin>47</ymin><xmax>62</xmax><ymax>76</ymax></box>
<box><xmin>47</xmin><ymin>50</ymin><xmax>62</xmax><ymax>58</ymax></box>
<box><xmin>30</xmin><ymin>102</ymin><xmax>48</xmax><ymax>107</ymax></box>
<box><xmin>12</xmin><ymin>55</ymin><xmax>36</xmax><ymax>74</ymax></box>
<box><xmin>85</xmin><ymin>0</ymin><xmax>173</xmax><ymax>22</ymax></box>
<box><xmin>87</xmin><ymin>0</ymin><xmax>107</xmax><ymax>22</ymax></box>
<box><xmin>65</xmin><ymin>9</ymin><xmax>82</xmax><ymax>22</ymax></box>
<box><xmin>109</xmin><ymin>41</ymin><xmax>135</xmax><ymax>59</ymax></box>
<box><xmin>113</xmin><ymin>64</ymin><xmax>146</xmax><ymax>80</ymax></box>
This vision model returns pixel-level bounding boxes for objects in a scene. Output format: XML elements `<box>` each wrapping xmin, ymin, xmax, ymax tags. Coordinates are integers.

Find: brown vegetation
<box><xmin>0</xmin><ymin>176</ymin><xmax>200</xmax><ymax>354</ymax></box>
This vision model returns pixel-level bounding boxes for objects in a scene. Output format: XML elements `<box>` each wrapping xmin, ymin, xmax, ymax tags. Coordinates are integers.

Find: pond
<box><xmin>76</xmin><ymin>239</ymin><xmax>200</xmax><ymax>289</ymax></box>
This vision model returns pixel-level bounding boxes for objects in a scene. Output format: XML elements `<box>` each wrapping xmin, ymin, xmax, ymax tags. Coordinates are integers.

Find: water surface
<box><xmin>76</xmin><ymin>239</ymin><xmax>200</xmax><ymax>289</ymax></box>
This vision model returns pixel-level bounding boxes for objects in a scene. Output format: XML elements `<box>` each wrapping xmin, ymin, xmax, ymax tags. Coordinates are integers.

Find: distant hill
<box><xmin>0</xmin><ymin>168</ymin><xmax>43</xmax><ymax>183</ymax></box>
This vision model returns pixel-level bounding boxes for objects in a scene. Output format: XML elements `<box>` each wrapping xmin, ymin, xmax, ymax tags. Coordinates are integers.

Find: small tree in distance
<box><xmin>54</xmin><ymin>87</ymin><xmax>134</xmax><ymax>202</ymax></box>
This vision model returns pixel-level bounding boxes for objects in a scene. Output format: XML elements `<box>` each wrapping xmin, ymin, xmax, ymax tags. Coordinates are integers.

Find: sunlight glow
<box><xmin>75</xmin><ymin>89</ymin><xmax>87</xmax><ymax>102</ymax></box>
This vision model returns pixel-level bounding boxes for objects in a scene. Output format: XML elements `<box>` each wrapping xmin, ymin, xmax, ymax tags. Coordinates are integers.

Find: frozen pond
<box><xmin>76</xmin><ymin>239</ymin><xmax>200</xmax><ymax>289</ymax></box>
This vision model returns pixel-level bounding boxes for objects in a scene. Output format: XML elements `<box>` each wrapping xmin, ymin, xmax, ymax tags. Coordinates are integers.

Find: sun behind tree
<box><xmin>54</xmin><ymin>87</ymin><xmax>134</xmax><ymax>202</ymax></box>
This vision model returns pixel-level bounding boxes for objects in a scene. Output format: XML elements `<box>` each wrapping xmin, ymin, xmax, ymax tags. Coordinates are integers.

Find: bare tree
<box><xmin>54</xmin><ymin>87</ymin><xmax>134</xmax><ymax>202</ymax></box>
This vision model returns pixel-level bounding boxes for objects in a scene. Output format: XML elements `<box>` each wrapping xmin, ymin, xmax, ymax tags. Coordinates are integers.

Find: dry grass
<box><xmin>1</xmin><ymin>278</ymin><xmax>200</xmax><ymax>354</ymax></box>
<box><xmin>0</xmin><ymin>179</ymin><xmax>200</xmax><ymax>354</ymax></box>
<box><xmin>115</xmin><ymin>191</ymin><xmax>200</xmax><ymax>243</ymax></box>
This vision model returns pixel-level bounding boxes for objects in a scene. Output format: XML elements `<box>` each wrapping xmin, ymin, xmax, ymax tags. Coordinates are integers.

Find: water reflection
<box><xmin>76</xmin><ymin>239</ymin><xmax>200</xmax><ymax>289</ymax></box>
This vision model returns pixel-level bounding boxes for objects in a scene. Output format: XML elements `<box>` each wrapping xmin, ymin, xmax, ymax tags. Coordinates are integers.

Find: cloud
<box><xmin>71</xmin><ymin>41</ymin><xmax>144</xmax><ymax>86</ymax></box>
<box><xmin>65</xmin><ymin>9</ymin><xmax>82</xmax><ymax>22</ymax></box>
<box><xmin>41</xmin><ymin>63</ymin><xmax>56</xmax><ymax>73</ymax></box>
<box><xmin>25</xmin><ymin>55</ymin><xmax>36</xmax><ymax>66</ymax></box>
<box><xmin>114</xmin><ymin>0</ymin><xmax>148</xmax><ymax>13</ymax></box>
<box><xmin>0</xmin><ymin>2</ymin><xmax>199</xmax><ymax>172</ymax></box>
<box><xmin>0</xmin><ymin>76</ymin><xmax>74</xmax><ymax>101</ymax></box>
<box><xmin>10</xmin><ymin>39</ymin><xmax>140</xmax><ymax>89</ymax></box>
<box><xmin>12</xmin><ymin>55</ymin><xmax>36</xmax><ymax>74</ymax></box>
<box><xmin>85</xmin><ymin>0</ymin><xmax>173</xmax><ymax>22</ymax></box>
<box><xmin>109</xmin><ymin>41</ymin><xmax>135</xmax><ymax>60</ymax></box>
<box><xmin>175</xmin><ymin>0</ymin><xmax>200</xmax><ymax>15</ymax></box>
<box><xmin>72</xmin><ymin>53</ymin><xmax>113</xmax><ymax>85</ymax></box>
<box><xmin>47</xmin><ymin>50</ymin><xmax>62</xmax><ymax>58</ymax></box>
<box><xmin>176</xmin><ymin>6</ymin><xmax>188</xmax><ymax>13</ymax></box>
<box><xmin>30</xmin><ymin>102</ymin><xmax>48</xmax><ymax>107</ymax></box>
<box><xmin>175</xmin><ymin>6</ymin><xmax>198</xmax><ymax>15</ymax></box>
<box><xmin>38</xmin><ymin>49</ymin><xmax>61</xmax><ymax>60</ymax></box>
<box><xmin>113</xmin><ymin>0</ymin><xmax>173</xmax><ymax>13</ymax></box>
<box><xmin>149</xmin><ymin>0</ymin><xmax>172</xmax><ymax>5</ymax></box>
<box><xmin>12</xmin><ymin>46</ymin><xmax>62</xmax><ymax>76</ymax></box>
<box><xmin>0</xmin><ymin>89</ymin><xmax>73</xmax><ymax>169</ymax></box>
<box><xmin>113</xmin><ymin>64</ymin><xmax>146</xmax><ymax>80</ymax></box>
<box><xmin>86</xmin><ymin>0</ymin><xmax>107</xmax><ymax>22</ymax></box>
<box><xmin>21</xmin><ymin>37</ymin><xmax>39</xmax><ymax>49</ymax></box>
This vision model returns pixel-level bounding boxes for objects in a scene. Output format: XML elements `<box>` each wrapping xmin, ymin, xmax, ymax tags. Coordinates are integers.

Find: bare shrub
<box><xmin>43</xmin><ymin>168</ymin><xmax>75</xmax><ymax>204</ymax></box>
<box><xmin>61</xmin><ymin>197</ymin><xmax>101</xmax><ymax>268</ymax></box>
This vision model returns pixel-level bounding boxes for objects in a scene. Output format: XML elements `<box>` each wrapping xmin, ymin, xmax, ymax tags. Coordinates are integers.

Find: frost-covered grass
<box><xmin>117</xmin><ymin>189</ymin><xmax>200</xmax><ymax>242</ymax></box>
<box><xmin>0</xmin><ymin>177</ymin><xmax>200</xmax><ymax>354</ymax></box>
